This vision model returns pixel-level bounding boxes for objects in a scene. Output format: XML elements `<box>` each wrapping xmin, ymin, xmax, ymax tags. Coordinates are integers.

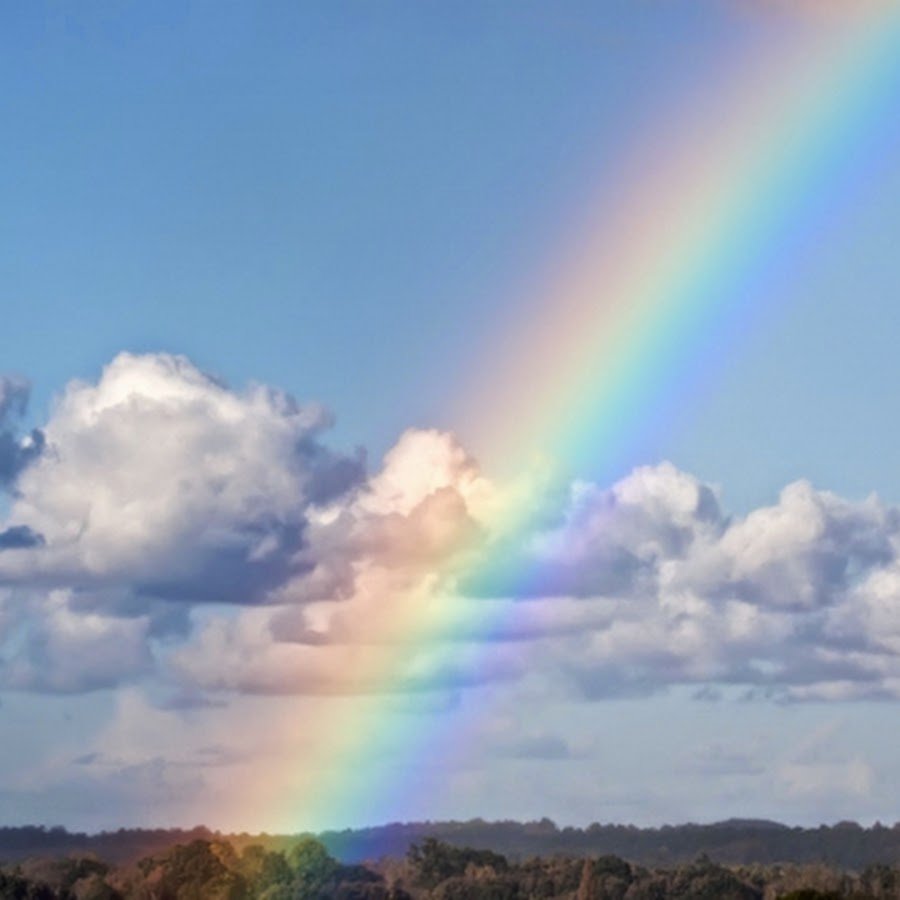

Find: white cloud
<box><xmin>0</xmin><ymin>352</ymin><xmax>363</xmax><ymax>605</ymax></box>
<box><xmin>3</xmin><ymin>352</ymin><xmax>900</xmax><ymax>705</ymax></box>
<box><xmin>167</xmin><ymin>457</ymin><xmax>900</xmax><ymax>704</ymax></box>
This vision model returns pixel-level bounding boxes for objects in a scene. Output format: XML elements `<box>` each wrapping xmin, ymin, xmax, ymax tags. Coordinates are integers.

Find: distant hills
<box><xmin>1</xmin><ymin>819</ymin><xmax>900</xmax><ymax>869</ymax></box>
<box><xmin>317</xmin><ymin>818</ymin><xmax>900</xmax><ymax>868</ymax></box>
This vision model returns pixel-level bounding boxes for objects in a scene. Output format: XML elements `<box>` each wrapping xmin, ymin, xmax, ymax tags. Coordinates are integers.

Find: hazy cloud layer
<box><xmin>2</xmin><ymin>353</ymin><xmax>900</xmax><ymax>703</ymax></box>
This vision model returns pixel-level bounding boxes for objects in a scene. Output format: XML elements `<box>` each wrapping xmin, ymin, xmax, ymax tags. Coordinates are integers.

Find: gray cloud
<box><xmin>5</xmin><ymin>353</ymin><xmax>900</xmax><ymax>704</ymax></box>
<box><xmin>683</xmin><ymin>741</ymin><xmax>766</xmax><ymax>778</ymax></box>
<box><xmin>0</xmin><ymin>377</ymin><xmax>44</xmax><ymax>489</ymax></box>
<box><xmin>503</xmin><ymin>734</ymin><xmax>573</xmax><ymax>760</ymax></box>
<box><xmin>0</xmin><ymin>589</ymin><xmax>154</xmax><ymax>693</ymax></box>
<box><xmin>0</xmin><ymin>525</ymin><xmax>45</xmax><ymax>550</ymax></box>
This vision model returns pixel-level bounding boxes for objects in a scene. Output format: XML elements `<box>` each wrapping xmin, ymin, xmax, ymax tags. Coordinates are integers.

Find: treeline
<box><xmin>0</xmin><ymin>836</ymin><xmax>394</xmax><ymax>899</ymax></box>
<box><xmin>4</xmin><ymin>835</ymin><xmax>900</xmax><ymax>899</ymax></box>
<box><xmin>4</xmin><ymin>820</ymin><xmax>900</xmax><ymax>868</ymax></box>
<box><xmin>317</xmin><ymin>820</ymin><xmax>900</xmax><ymax>868</ymax></box>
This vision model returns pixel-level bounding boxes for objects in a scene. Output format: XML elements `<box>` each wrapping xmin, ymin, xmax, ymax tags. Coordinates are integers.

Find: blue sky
<box><xmin>2</xmin><ymin>1</ymin><xmax>900</xmax><ymax>832</ymax></box>
<box><xmin>4</xmin><ymin>2</ymin><xmax>900</xmax><ymax>512</ymax></box>
<box><xmin>9</xmin><ymin>1</ymin><xmax>891</xmax><ymax>501</ymax></box>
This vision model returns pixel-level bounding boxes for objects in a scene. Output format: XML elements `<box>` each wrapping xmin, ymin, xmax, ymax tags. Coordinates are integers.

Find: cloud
<box><xmin>437</xmin><ymin>466</ymin><xmax>899</xmax><ymax>703</ymax></box>
<box><xmin>502</xmin><ymin>734</ymin><xmax>573</xmax><ymax>761</ymax></box>
<box><xmin>168</xmin><ymin>460</ymin><xmax>900</xmax><ymax>703</ymax></box>
<box><xmin>5</xmin><ymin>351</ymin><xmax>900</xmax><ymax>704</ymax></box>
<box><xmin>0</xmin><ymin>353</ymin><xmax>367</xmax><ymax>692</ymax></box>
<box><xmin>0</xmin><ymin>525</ymin><xmax>44</xmax><ymax>550</ymax></box>
<box><xmin>775</xmin><ymin>721</ymin><xmax>875</xmax><ymax>799</ymax></box>
<box><xmin>0</xmin><ymin>756</ymin><xmax>206</xmax><ymax>831</ymax></box>
<box><xmin>470</xmin><ymin>462</ymin><xmax>724</xmax><ymax>600</ymax></box>
<box><xmin>0</xmin><ymin>352</ymin><xmax>364</xmax><ymax>607</ymax></box>
<box><xmin>778</xmin><ymin>757</ymin><xmax>874</xmax><ymax>798</ymax></box>
<box><xmin>170</xmin><ymin>602</ymin><xmax>524</xmax><ymax>696</ymax></box>
<box><xmin>0</xmin><ymin>376</ymin><xmax>44</xmax><ymax>489</ymax></box>
<box><xmin>0</xmin><ymin>589</ymin><xmax>153</xmax><ymax>693</ymax></box>
<box><xmin>684</xmin><ymin>741</ymin><xmax>766</xmax><ymax>778</ymax></box>
<box><xmin>72</xmin><ymin>752</ymin><xmax>101</xmax><ymax>766</ymax></box>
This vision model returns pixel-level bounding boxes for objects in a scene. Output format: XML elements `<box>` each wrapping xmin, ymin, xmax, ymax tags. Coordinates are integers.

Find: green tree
<box><xmin>237</xmin><ymin>845</ymin><xmax>290</xmax><ymax>894</ymax></box>
<box><xmin>140</xmin><ymin>840</ymin><xmax>248</xmax><ymax>900</ymax></box>
<box><xmin>287</xmin><ymin>837</ymin><xmax>340</xmax><ymax>899</ymax></box>
<box><xmin>408</xmin><ymin>838</ymin><xmax>509</xmax><ymax>888</ymax></box>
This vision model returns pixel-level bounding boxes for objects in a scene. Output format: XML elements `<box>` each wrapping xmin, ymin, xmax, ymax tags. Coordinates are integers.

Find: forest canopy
<box><xmin>3</xmin><ymin>823</ymin><xmax>900</xmax><ymax>899</ymax></box>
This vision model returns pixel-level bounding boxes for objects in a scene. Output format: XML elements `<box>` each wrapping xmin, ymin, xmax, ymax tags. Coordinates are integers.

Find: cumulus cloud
<box><xmin>5</xmin><ymin>351</ymin><xmax>900</xmax><ymax>704</ymax></box>
<box><xmin>0</xmin><ymin>353</ymin><xmax>363</xmax><ymax>605</ymax></box>
<box><xmin>168</xmin><ymin>459</ymin><xmax>900</xmax><ymax>704</ymax></box>
<box><xmin>470</xmin><ymin>462</ymin><xmax>724</xmax><ymax>600</ymax></box>
<box><xmin>512</xmin><ymin>469</ymin><xmax>900</xmax><ymax>701</ymax></box>
<box><xmin>0</xmin><ymin>353</ymin><xmax>367</xmax><ymax>692</ymax></box>
<box><xmin>264</xmin><ymin>428</ymin><xmax>494</xmax><ymax>650</ymax></box>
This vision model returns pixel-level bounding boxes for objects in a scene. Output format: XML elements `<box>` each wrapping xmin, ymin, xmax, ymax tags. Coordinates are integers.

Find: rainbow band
<box><xmin>467</xmin><ymin>11</ymin><xmax>900</xmax><ymax>483</ymax></box>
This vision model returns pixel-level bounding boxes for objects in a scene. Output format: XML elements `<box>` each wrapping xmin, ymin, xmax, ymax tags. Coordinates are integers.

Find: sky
<box><xmin>2</xmin><ymin>0</ymin><xmax>900</xmax><ymax>833</ymax></box>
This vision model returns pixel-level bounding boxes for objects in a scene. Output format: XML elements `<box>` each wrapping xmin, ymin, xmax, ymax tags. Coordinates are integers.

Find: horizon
<box><xmin>3</xmin><ymin>1</ymin><xmax>900</xmax><ymax>835</ymax></box>
<box><xmin>0</xmin><ymin>815</ymin><xmax>888</xmax><ymax>836</ymax></box>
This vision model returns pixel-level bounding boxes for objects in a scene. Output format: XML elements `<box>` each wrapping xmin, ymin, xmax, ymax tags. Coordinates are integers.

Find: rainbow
<box><xmin>463</xmin><ymin>7</ymin><xmax>900</xmax><ymax>485</ymax></box>
<box><xmin>230</xmin><ymin>4</ymin><xmax>900</xmax><ymax>836</ymax></box>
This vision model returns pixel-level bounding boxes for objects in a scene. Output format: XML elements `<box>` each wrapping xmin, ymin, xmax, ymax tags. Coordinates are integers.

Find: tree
<box><xmin>408</xmin><ymin>838</ymin><xmax>509</xmax><ymax>888</ymax></box>
<box><xmin>287</xmin><ymin>837</ymin><xmax>340</xmax><ymax>899</ymax></box>
<box><xmin>138</xmin><ymin>840</ymin><xmax>248</xmax><ymax>900</ymax></box>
